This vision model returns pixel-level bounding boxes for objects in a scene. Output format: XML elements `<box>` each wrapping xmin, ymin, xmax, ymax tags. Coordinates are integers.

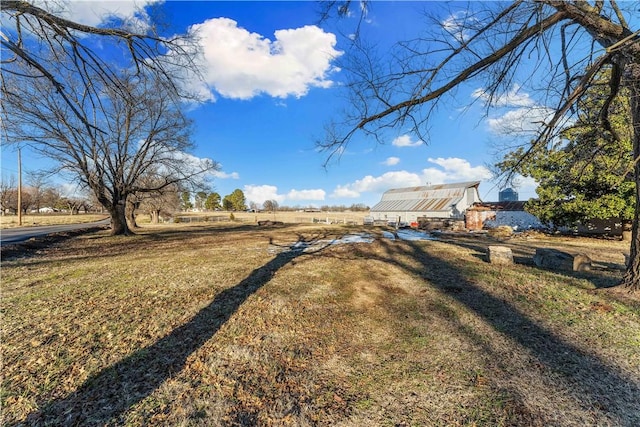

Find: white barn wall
<box><xmin>370</xmin><ymin>182</ymin><xmax>482</xmax><ymax>224</ymax></box>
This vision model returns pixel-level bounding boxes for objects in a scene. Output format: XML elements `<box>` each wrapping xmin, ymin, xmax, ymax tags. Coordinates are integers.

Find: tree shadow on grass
<box><xmin>0</xmin><ymin>226</ymin><xmax>109</xmax><ymax>262</ymax></box>
<box><xmin>368</xmin><ymin>238</ymin><xmax>640</xmax><ymax>425</ymax></box>
<box><xmin>1</xmin><ymin>223</ymin><xmax>300</xmax><ymax>268</ymax></box>
<box><xmin>142</xmin><ymin>222</ymin><xmax>296</xmax><ymax>240</ymax></box>
<box><xmin>434</xmin><ymin>234</ymin><xmax>625</xmax><ymax>289</ymax></box>
<box><xmin>23</xmin><ymin>233</ymin><xmax>332</xmax><ymax>426</ymax></box>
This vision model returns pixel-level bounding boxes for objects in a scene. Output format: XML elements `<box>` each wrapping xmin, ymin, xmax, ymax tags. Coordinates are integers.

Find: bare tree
<box><xmin>1</xmin><ymin>1</ymin><xmax>209</xmax><ymax>235</ymax></box>
<box><xmin>139</xmin><ymin>185</ymin><xmax>181</xmax><ymax>224</ymax></box>
<box><xmin>321</xmin><ymin>1</ymin><xmax>640</xmax><ymax>289</ymax></box>
<box><xmin>1</xmin><ymin>1</ymin><xmax>197</xmax><ymax>134</ymax></box>
<box><xmin>194</xmin><ymin>191</ymin><xmax>208</xmax><ymax>211</ymax></box>
<box><xmin>18</xmin><ymin>190</ymin><xmax>33</xmax><ymax>215</ymax></box>
<box><xmin>0</xmin><ymin>175</ymin><xmax>18</xmax><ymax>215</ymax></box>
<box><xmin>25</xmin><ymin>171</ymin><xmax>49</xmax><ymax>213</ymax></box>
<box><xmin>263</xmin><ymin>199</ymin><xmax>279</xmax><ymax>213</ymax></box>
<box><xmin>135</xmin><ymin>172</ymin><xmax>181</xmax><ymax>224</ymax></box>
<box><xmin>59</xmin><ymin>197</ymin><xmax>84</xmax><ymax>216</ymax></box>
<box><xmin>3</xmin><ymin>68</ymin><xmax>218</xmax><ymax>235</ymax></box>
<box><xmin>41</xmin><ymin>187</ymin><xmax>62</xmax><ymax>212</ymax></box>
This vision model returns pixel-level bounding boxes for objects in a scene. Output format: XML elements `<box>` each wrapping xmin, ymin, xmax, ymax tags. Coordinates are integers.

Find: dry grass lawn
<box><xmin>1</xmin><ymin>222</ymin><xmax>639</xmax><ymax>426</ymax></box>
<box><xmin>0</xmin><ymin>214</ymin><xmax>108</xmax><ymax>229</ymax></box>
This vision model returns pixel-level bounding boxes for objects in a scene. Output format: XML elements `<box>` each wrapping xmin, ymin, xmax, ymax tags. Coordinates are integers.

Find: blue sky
<box><xmin>1</xmin><ymin>1</ymin><xmax>544</xmax><ymax>208</ymax></box>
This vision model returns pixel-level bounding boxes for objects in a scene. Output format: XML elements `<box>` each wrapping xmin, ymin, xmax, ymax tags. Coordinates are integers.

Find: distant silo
<box><xmin>499</xmin><ymin>188</ymin><xmax>518</xmax><ymax>202</ymax></box>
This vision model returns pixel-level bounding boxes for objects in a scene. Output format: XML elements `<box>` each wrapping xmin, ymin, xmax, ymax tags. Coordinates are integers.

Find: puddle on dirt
<box><xmin>270</xmin><ymin>229</ymin><xmax>436</xmax><ymax>254</ymax></box>
<box><xmin>270</xmin><ymin>233</ymin><xmax>375</xmax><ymax>254</ymax></box>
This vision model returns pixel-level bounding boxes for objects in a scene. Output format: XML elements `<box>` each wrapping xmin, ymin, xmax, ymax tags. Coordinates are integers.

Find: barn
<box><xmin>370</xmin><ymin>181</ymin><xmax>482</xmax><ymax>224</ymax></box>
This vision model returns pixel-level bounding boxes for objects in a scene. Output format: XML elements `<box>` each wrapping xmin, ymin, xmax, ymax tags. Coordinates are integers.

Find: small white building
<box><xmin>466</xmin><ymin>201</ymin><xmax>543</xmax><ymax>231</ymax></box>
<box><xmin>370</xmin><ymin>181</ymin><xmax>482</xmax><ymax>224</ymax></box>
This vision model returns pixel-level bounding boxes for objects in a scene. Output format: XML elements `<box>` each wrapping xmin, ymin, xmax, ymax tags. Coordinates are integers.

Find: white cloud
<box><xmin>472</xmin><ymin>84</ymin><xmax>534</xmax><ymax>107</ymax></box>
<box><xmin>470</xmin><ymin>85</ymin><xmax>564</xmax><ymax>138</ymax></box>
<box><xmin>182</xmin><ymin>18</ymin><xmax>342</xmax><ymax>101</ymax></box>
<box><xmin>442</xmin><ymin>11</ymin><xmax>474</xmax><ymax>43</ymax></box>
<box><xmin>35</xmin><ymin>0</ymin><xmax>158</xmax><ymax>32</ymax></box>
<box><xmin>244</xmin><ymin>184</ymin><xmax>285</xmax><ymax>205</ymax></box>
<box><xmin>392</xmin><ymin>134</ymin><xmax>423</xmax><ymax>148</ymax></box>
<box><xmin>510</xmin><ymin>176</ymin><xmax>539</xmax><ymax>200</ymax></box>
<box><xmin>331</xmin><ymin>170</ymin><xmax>423</xmax><ymax>198</ymax></box>
<box><xmin>355</xmin><ymin>171</ymin><xmax>423</xmax><ymax>192</ymax></box>
<box><xmin>287</xmin><ymin>189</ymin><xmax>326</xmax><ymax>201</ymax></box>
<box><xmin>164</xmin><ymin>150</ymin><xmax>217</xmax><ymax>176</ymax></box>
<box><xmin>244</xmin><ymin>185</ymin><xmax>326</xmax><ymax>205</ymax></box>
<box><xmin>426</xmin><ymin>157</ymin><xmax>492</xmax><ymax>181</ymax></box>
<box><xmin>58</xmin><ymin>182</ymin><xmax>84</xmax><ymax>198</ymax></box>
<box><xmin>212</xmin><ymin>170</ymin><xmax>240</xmax><ymax>179</ymax></box>
<box><xmin>487</xmin><ymin>107</ymin><xmax>556</xmax><ymax>135</ymax></box>
<box><xmin>382</xmin><ymin>157</ymin><xmax>400</xmax><ymax>166</ymax></box>
<box><xmin>331</xmin><ymin>185</ymin><xmax>361</xmax><ymax>199</ymax></box>
<box><xmin>331</xmin><ymin>157</ymin><xmax>491</xmax><ymax>199</ymax></box>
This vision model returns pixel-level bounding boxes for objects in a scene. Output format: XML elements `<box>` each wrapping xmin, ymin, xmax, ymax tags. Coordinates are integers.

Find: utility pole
<box><xmin>17</xmin><ymin>148</ymin><xmax>22</xmax><ymax>226</ymax></box>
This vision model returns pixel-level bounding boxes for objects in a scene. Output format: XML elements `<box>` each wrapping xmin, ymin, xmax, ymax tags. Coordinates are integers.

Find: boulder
<box><xmin>533</xmin><ymin>248</ymin><xmax>591</xmax><ymax>272</ymax></box>
<box><xmin>487</xmin><ymin>245</ymin><xmax>513</xmax><ymax>265</ymax></box>
<box><xmin>257</xmin><ymin>220</ymin><xmax>284</xmax><ymax>226</ymax></box>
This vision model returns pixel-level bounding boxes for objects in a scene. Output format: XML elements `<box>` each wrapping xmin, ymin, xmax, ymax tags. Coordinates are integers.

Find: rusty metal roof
<box><xmin>371</xmin><ymin>198</ymin><xmax>462</xmax><ymax>212</ymax></box>
<box><xmin>371</xmin><ymin>181</ymin><xmax>480</xmax><ymax>213</ymax></box>
<box><xmin>383</xmin><ymin>181</ymin><xmax>480</xmax><ymax>194</ymax></box>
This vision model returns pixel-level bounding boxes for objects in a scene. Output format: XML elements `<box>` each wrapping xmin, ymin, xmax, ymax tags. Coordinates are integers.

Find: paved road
<box><xmin>0</xmin><ymin>219</ymin><xmax>110</xmax><ymax>246</ymax></box>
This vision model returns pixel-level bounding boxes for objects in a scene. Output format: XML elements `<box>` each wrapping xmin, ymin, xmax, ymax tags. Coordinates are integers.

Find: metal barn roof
<box><xmin>371</xmin><ymin>181</ymin><xmax>480</xmax><ymax>213</ymax></box>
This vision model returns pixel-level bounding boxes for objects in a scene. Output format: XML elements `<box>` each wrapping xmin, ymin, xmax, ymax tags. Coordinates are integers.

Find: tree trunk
<box><xmin>110</xmin><ymin>199</ymin><xmax>132</xmax><ymax>236</ymax></box>
<box><xmin>127</xmin><ymin>211</ymin><xmax>138</xmax><ymax>229</ymax></box>
<box><xmin>622</xmin><ymin>220</ymin><xmax>633</xmax><ymax>242</ymax></box>
<box><xmin>126</xmin><ymin>199</ymin><xmax>138</xmax><ymax>229</ymax></box>
<box><xmin>150</xmin><ymin>210</ymin><xmax>160</xmax><ymax>224</ymax></box>
<box><xmin>621</xmin><ymin>68</ymin><xmax>640</xmax><ymax>289</ymax></box>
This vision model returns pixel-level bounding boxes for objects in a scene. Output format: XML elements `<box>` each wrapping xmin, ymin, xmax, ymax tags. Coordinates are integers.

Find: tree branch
<box><xmin>353</xmin><ymin>10</ymin><xmax>567</xmax><ymax>132</ymax></box>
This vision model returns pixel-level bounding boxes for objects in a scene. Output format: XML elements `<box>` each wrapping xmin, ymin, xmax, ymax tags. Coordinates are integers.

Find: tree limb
<box><xmin>354</xmin><ymin>10</ymin><xmax>567</xmax><ymax>132</ymax></box>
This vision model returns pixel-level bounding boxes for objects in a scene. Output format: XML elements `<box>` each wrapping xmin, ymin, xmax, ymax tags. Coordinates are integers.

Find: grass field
<box><xmin>2</xmin><ymin>221</ymin><xmax>639</xmax><ymax>426</ymax></box>
<box><xmin>0</xmin><ymin>211</ymin><xmax>366</xmax><ymax>229</ymax></box>
<box><xmin>0</xmin><ymin>214</ymin><xmax>108</xmax><ymax>229</ymax></box>
<box><xmin>170</xmin><ymin>210</ymin><xmax>368</xmax><ymax>226</ymax></box>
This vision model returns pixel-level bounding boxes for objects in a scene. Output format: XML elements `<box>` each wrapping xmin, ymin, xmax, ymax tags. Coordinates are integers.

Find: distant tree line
<box><xmin>179</xmin><ymin>189</ymin><xmax>246</xmax><ymax>212</ymax></box>
<box><xmin>261</xmin><ymin>203</ymin><xmax>370</xmax><ymax>212</ymax></box>
<box><xmin>1</xmin><ymin>176</ymin><xmax>371</xmax><ymax>221</ymax></box>
<box><xmin>0</xmin><ymin>174</ymin><xmax>100</xmax><ymax>215</ymax></box>
<box><xmin>179</xmin><ymin>189</ymin><xmax>370</xmax><ymax>213</ymax></box>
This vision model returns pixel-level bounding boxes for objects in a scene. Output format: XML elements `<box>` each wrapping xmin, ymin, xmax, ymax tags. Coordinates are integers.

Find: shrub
<box><xmin>488</xmin><ymin>225</ymin><xmax>513</xmax><ymax>239</ymax></box>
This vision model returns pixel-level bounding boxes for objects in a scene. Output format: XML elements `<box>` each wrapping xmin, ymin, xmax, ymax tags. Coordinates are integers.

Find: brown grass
<box><xmin>170</xmin><ymin>210</ymin><xmax>368</xmax><ymax>226</ymax></box>
<box><xmin>0</xmin><ymin>214</ymin><xmax>107</xmax><ymax>229</ymax></box>
<box><xmin>1</xmin><ymin>222</ymin><xmax>639</xmax><ymax>426</ymax></box>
